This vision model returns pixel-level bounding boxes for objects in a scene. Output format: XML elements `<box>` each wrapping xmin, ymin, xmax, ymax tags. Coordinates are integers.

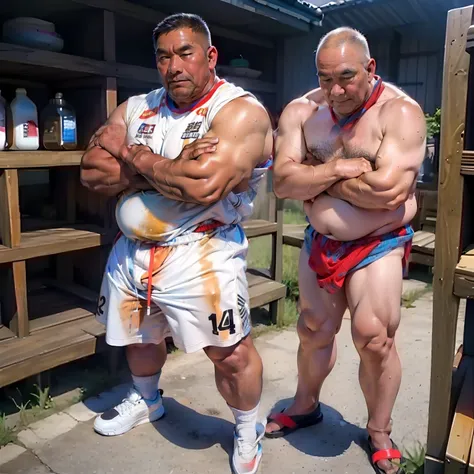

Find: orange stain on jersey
<box><xmin>198</xmin><ymin>236</ymin><xmax>227</xmax><ymax>341</ymax></box>
<box><xmin>131</xmin><ymin>208</ymin><xmax>169</xmax><ymax>241</ymax></box>
<box><xmin>119</xmin><ymin>297</ymin><xmax>147</xmax><ymax>333</ymax></box>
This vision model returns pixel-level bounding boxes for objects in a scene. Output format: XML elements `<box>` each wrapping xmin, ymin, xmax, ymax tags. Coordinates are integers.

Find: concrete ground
<box><xmin>0</xmin><ymin>280</ymin><xmax>466</xmax><ymax>474</ymax></box>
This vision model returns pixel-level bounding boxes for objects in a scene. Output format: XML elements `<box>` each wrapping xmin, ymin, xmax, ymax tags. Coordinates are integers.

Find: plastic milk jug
<box><xmin>0</xmin><ymin>91</ymin><xmax>5</xmax><ymax>151</ymax></box>
<box><xmin>10</xmin><ymin>88</ymin><xmax>39</xmax><ymax>150</ymax></box>
<box><xmin>41</xmin><ymin>92</ymin><xmax>77</xmax><ymax>150</ymax></box>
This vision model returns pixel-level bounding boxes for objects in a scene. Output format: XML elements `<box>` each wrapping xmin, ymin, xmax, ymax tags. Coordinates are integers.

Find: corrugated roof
<box><xmin>319</xmin><ymin>0</ymin><xmax>474</xmax><ymax>32</ymax></box>
<box><xmin>319</xmin><ymin>0</ymin><xmax>377</xmax><ymax>11</ymax></box>
<box><xmin>268</xmin><ymin>0</ymin><xmax>324</xmax><ymax>23</ymax></box>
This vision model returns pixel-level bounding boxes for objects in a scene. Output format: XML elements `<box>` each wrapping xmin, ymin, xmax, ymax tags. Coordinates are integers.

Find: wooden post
<box><xmin>426</xmin><ymin>6</ymin><xmax>473</xmax><ymax>469</ymax></box>
<box><xmin>270</xmin><ymin>196</ymin><xmax>284</xmax><ymax>326</ymax></box>
<box><xmin>0</xmin><ymin>169</ymin><xmax>29</xmax><ymax>337</ymax></box>
<box><xmin>0</xmin><ymin>169</ymin><xmax>20</xmax><ymax>248</ymax></box>
<box><xmin>10</xmin><ymin>261</ymin><xmax>28</xmax><ymax>338</ymax></box>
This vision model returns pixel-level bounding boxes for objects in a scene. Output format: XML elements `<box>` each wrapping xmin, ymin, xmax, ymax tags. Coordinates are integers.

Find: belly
<box><xmin>116</xmin><ymin>191</ymin><xmax>204</xmax><ymax>241</ymax></box>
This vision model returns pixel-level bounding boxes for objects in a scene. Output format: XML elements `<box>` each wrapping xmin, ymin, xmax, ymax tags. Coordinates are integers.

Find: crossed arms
<box><xmin>80</xmin><ymin>96</ymin><xmax>272</xmax><ymax>205</ymax></box>
<box><xmin>273</xmin><ymin>97</ymin><xmax>427</xmax><ymax>210</ymax></box>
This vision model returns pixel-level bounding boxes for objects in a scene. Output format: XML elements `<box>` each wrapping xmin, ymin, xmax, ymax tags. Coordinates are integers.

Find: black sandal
<box><xmin>264</xmin><ymin>405</ymin><xmax>323</xmax><ymax>439</ymax></box>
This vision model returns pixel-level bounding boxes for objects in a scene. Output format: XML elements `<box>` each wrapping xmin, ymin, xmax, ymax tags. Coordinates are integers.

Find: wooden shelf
<box><xmin>412</xmin><ymin>230</ymin><xmax>436</xmax><ymax>255</ymax></box>
<box><xmin>282</xmin><ymin>224</ymin><xmax>306</xmax><ymax>249</ymax></box>
<box><xmin>0</xmin><ymin>315</ymin><xmax>104</xmax><ymax>387</ymax></box>
<box><xmin>242</xmin><ymin>219</ymin><xmax>278</xmax><ymax>238</ymax></box>
<box><xmin>0</xmin><ymin>325</ymin><xmax>16</xmax><ymax>342</ymax></box>
<box><xmin>0</xmin><ymin>42</ymin><xmax>159</xmax><ymax>84</ymax></box>
<box><xmin>27</xmin><ymin>281</ymin><xmax>97</xmax><ymax>332</ymax></box>
<box><xmin>0</xmin><ymin>151</ymin><xmax>84</xmax><ymax>169</ymax></box>
<box><xmin>454</xmin><ymin>249</ymin><xmax>474</xmax><ymax>297</ymax></box>
<box><xmin>247</xmin><ymin>270</ymin><xmax>286</xmax><ymax>308</ymax></box>
<box><xmin>0</xmin><ymin>280</ymin><xmax>104</xmax><ymax>387</ymax></box>
<box><xmin>0</xmin><ymin>224</ymin><xmax>113</xmax><ymax>263</ymax></box>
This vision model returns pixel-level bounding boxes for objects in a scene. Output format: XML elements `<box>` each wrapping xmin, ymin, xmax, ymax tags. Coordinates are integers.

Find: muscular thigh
<box><xmin>298</xmin><ymin>246</ymin><xmax>347</xmax><ymax>335</ymax></box>
<box><xmin>345</xmin><ymin>248</ymin><xmax>404</xmax><ymax>344</ymax></box>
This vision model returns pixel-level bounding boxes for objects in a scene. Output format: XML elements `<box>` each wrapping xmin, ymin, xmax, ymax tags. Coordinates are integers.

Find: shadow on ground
<box><xmin>151</xmin><ymin>397</ymin><xmax>235</xmax><ymax>454</ymax></box>
<box><xmin>84</xmin><ymin>387</ymin><xmax>367</xmax><ymax>462</ymax></box>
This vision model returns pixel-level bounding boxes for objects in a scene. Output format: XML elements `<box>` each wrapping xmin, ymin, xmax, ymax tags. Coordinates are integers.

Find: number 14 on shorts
<box><xmin>209</xmin><ymin>309</ymin><xmax>236</xmax><ymax>335</ymax></box>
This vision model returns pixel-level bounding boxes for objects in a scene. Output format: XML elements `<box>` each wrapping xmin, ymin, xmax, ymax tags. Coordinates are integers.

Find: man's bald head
<box><xmin>316</xmin><ymin>27</ymin><xmax>370</xmax><ymax>63</ymax></box>
<box><xmin>315</xmin><ymin>27</ymin><xmax>376</xmax><ymax>116</ymax></box>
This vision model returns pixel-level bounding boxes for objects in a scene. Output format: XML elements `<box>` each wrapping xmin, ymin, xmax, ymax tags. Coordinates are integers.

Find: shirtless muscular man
<box><xmin>80</xmin><ymin>14</ymin><xmax>273</xmax><ymax>474</ymax></box>
<box><xmin>266</xmin><ymin>27</ymin><xmax>426</xmax><ymax>474</ymax></box>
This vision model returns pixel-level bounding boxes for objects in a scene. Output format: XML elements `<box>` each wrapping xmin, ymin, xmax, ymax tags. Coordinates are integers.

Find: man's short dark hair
<box><xmin>153</xmin><ymin>13</ymin><xmax>212</xmax><ymax>51</ymax></box>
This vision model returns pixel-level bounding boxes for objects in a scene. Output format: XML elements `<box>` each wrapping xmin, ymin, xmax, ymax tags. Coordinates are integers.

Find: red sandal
<box><xmin>368</xmin><ymin>436</ymin><xmax>404</xmax><ymax>474</ymax></box>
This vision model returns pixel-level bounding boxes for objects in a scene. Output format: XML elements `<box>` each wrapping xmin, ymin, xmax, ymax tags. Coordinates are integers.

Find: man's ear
<box><xmin>367</xmin><ymin>58</ymin><xmax>376</xmax><ymax>81</ymax></box>
<box><xmin>208</xmin><ymin>46</ymin><xmax>218</xmax><ymax>69</ymax></box>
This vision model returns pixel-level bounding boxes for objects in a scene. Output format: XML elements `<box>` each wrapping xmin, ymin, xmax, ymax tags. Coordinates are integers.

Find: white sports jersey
<box><xmin>115</xmin><ymin>79</ymin><xmax>271</xmax><ymax>246</ymax></box>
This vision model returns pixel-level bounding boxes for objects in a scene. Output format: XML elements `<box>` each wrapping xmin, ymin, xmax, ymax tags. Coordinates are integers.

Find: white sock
<box><xmin>229</xmin><ymin>403</ymin><xmax>259</xmax><ymax>443</ymax></box>
<box><xmin>132</xmin><ymin>372</ymin><xmax>161</xmax><ymax>400</ymax></box>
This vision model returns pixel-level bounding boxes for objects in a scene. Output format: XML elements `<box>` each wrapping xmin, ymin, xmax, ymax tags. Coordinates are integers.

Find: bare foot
<box><xmin>370</xmin><ymin>431</ymin><xmax>401</xmax><ymax>474</ymax></box>
<box><xmin>265</xmin><ymin>401</ymin><xmax>317</xmax><ymax>435</ymax></box>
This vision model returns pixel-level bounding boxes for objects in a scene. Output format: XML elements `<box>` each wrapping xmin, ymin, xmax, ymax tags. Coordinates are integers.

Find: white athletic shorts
<box><xmin>96</xmin><ymin>225</ymin><xmax>252</xmax><ymax>353</ymax></box>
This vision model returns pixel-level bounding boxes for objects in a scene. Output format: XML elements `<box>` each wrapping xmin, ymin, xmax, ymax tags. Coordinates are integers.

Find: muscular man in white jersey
<box><xmin>80</xmin><ymin>13</ymin><xmax>273</xmax><ymax>474</ymax></box>
<box><xmin>265</xmin><ymin>28</ymin><xmax>425</xmax><ymax>474</ymax></box>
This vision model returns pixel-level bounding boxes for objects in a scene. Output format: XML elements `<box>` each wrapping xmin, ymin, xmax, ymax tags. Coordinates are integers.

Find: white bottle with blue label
<box><xmin>41</xmin><ymin>92</ymin><xmax>77</xmax><ymax>150</ymax></box>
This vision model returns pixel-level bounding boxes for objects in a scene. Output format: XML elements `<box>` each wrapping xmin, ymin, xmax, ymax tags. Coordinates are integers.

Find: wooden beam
<box><xmin>0</xmin><ymin>151</ymin><xmax>83</xmax><ymax>169</ymax></box>
<box><xmin>0</xmin><ymin>42</ymin><xmax>113</xmax><ymax>75</ymax></box>
<box><xmin>70</xmin><ymin>0</ymin><xmax>275</xmax><ymax>48</ymax></box>
<box><xmin>0</xmin><ymin>225</ymin><xmax>113</xmax><ymax>264</ymax></box>
<box><xmin>0</xmin><ymin>42</ymin><xmax>159</xmax><ymax>84</ymax></box>
<box><xmin>445</xmin><ymin>358</ymin><xmax>474</xmax><ymax>472</ymax></box>
<box><xmin>426</xmin><ymin>4</ymin><xmax>473</xmax><ymax>463</ymax></box>
<box><xmin>0</xmin><ymin>169</ymin><xmax>20</xmax><ymax>248</ymax></box>
<box><xmin>10</xmin><ymin>261</ymin><xmax>28</xmax><ymax>338</ymax></box>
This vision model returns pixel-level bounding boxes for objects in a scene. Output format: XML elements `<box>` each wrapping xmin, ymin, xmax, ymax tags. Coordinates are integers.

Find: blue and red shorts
<box><xmin>306</xmin><ymin>224</ymin><xmax>414</xmax><ymax>294</ymax></box>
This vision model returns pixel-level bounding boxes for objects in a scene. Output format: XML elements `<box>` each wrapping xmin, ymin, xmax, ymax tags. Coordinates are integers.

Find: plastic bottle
<box><xmin>10</xmin><ymin>88</ymin><xmax>39</xmax><ymax>150</ymax></box>
<box><xmin>41</xmin><ymin>92</ymin><xmax>77</xmax><ymax>150</ymax></box>
<box><xmin>0</xmin><ymin>91</ymin><xmax>5</xmax><ymax>151</ymax></box>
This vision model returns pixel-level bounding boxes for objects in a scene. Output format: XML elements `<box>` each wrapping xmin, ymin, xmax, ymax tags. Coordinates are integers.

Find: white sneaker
<box><xmin>94</xmin><ymin>388</ymin><xmax>165</xmax><ymax>436</ymax></box>
<box><xmin>232</xmin><ymin>422</ymin><xmax>265</xmax><ymax>474</ymax></box>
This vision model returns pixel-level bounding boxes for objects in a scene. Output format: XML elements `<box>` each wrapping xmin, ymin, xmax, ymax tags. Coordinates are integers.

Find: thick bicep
<box><xmin>202</xmin><ymin>102</ymin><xmax>272</xmax><ymax>171</ymax></box>
<box><xmin>106</xmin><ymin>100</ymin><xmax>128</xmax><ymax>127</ymax></box>
<box><xmin>366</xmin><ymin>104</ymin><xmax>426</xmax><ymax>188</ymax></box>
<box><xmin>274</xmin><ymin>104</ymin><xmax>311</xmax><ymax>169</ymax></box>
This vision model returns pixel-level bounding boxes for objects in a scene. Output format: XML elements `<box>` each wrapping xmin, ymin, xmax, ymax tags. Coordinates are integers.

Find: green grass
<box><xmin>0</xmin><ymin>413</ymin><xmax>16</xmax><ymax>447</ymax></box>
<box><xmin>401</xmin><ymin>284</ymin><xmax>432</xmax><ymax>309</ymax></box>
<box><xmin>396</xmin><ymin>442</ymin><xmax>426</xmax><ymax>473</ymax></box>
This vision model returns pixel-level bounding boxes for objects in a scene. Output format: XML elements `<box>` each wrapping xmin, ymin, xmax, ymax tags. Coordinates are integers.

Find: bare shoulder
<box><xmin>212</xmin><ymin>95</ymin><xmax>271</xmax><ymax>132</ymax></box>
<box><xmin>107</xmin><ymin>99</ymin><xmax>128</xmax><ymax>125</ymax></box>
<box><xmin>381</xmin><ymin>83</ymin><xmax>424</xmax><ymax>119</ymax></box>
<box><xmin>280</xmin><ymin>94</ymin><xmax>320</xmax><ymax>128</ymax></box>
<box><xmin>303</xmin><ymin>87</ymin><xmax>327</xmax><ymax>107</ymax></box>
